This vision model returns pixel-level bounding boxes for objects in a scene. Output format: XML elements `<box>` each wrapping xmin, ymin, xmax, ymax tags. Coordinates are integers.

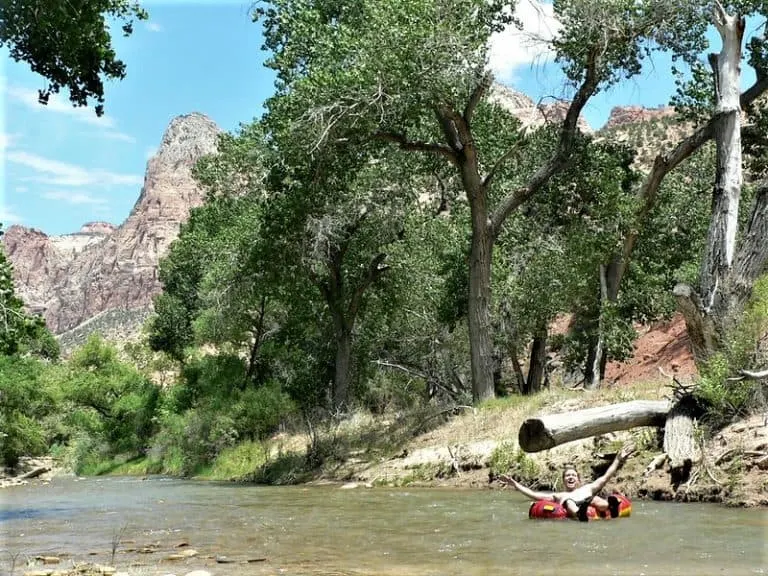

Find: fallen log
<box><xmin>519</xmin><ymin>400</ymin><xmax>670</xmax><ymax>453</ymax></box>
<box><xmin>18</xmin><ymin>466</ymin><xmax>50</xmax><ymax>480</ymax></box>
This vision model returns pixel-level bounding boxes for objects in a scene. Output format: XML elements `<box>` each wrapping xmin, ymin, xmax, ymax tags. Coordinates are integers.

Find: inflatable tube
<box><xmin>528</xmin><ymin>493</ymin><xmax>632</xmax><ymax>520</ymax></box>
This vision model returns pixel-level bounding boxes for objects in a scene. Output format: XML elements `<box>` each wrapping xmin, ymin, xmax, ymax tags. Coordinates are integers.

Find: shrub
<box><xmin>0</xmin><ymin>357</ymin><xmax>53</xmax><ymax>468</ymax></box>
<box><xmin>230</xmin><ymin>381</ymin><xmax>296</xmax><ymax>440</ymax></box>
<box><xmin>489</xmin><ymin>441</ymin><xmax>540</xmax><ymax>486</ymax></box>
<box><xmin>64</xmin><ymin>335</ymin><xmax>161</xmax><ymax>456</ymax></box>
<box><xmin>176</xmin><ymin>353</ymin><xmax>248</xmax><ymax>410</ymax></box>
<box><xmin>150</xmin><ymin>408</ymin><xmax>239</xmax><ymax>476</ymax></box>
<box><xmin>695</xmin><ymin>274</ymin><xmax>768</xmax><ymax>427</ymax></box>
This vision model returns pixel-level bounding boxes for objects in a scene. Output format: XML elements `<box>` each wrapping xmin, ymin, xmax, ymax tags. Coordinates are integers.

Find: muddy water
<box><xmin>1</xmin><ymin>477</ymin><xmax>766</xmax><ymax>575</ymax></box>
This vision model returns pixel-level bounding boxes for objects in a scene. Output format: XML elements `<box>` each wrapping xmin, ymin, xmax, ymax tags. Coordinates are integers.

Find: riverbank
<box><xmin>300</xmin><ymin>381</ymin><xmax>768</xmax><ymax>508</ymax></box>
<box><xmin>15</xmin><ymin>378</ymin><xmax>764</xmax><ymax>508</ymax></box>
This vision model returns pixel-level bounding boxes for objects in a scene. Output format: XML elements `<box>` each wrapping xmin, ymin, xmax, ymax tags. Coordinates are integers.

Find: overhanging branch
<box><xmin>376</xmin><ymin>131</ymin><xmax>457</xmax><ymax>163</ymax></box>
<box><xmin>490</xmin><ymin>45</ymin><xmax>601</xmax><ymax>236</ymax></box>
<box><xmin>464</xmin><ymin>73</ymin><xmax>492</xmax><ymax>124</ymax></box>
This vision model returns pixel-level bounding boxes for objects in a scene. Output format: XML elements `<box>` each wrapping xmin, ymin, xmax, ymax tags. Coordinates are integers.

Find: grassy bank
<box><xmin>77</xmin><ymin>379</ymin><xmax>768</xmax><ymax>508</ymax></box>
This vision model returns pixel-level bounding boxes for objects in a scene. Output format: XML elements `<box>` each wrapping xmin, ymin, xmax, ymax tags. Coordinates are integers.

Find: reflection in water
<box><xmin>1</xmin><ymin>477</ymin><xmax>766</xmax><ymax>575</ymax></box>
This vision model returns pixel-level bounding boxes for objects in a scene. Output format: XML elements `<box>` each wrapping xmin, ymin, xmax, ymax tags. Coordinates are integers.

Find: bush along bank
<box><xmin>3</xmin><ymin>334</ymin><xmax>766</xmax><ymax>508</ymax></box>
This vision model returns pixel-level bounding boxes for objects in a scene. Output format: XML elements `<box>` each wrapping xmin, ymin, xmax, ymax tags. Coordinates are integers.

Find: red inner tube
<box><xmin>528</xmin><ymin>493</ymin><xmax>632</xmax><ymax>520</ymax></box>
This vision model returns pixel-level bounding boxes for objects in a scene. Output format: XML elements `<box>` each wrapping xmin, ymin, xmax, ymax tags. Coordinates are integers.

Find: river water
<box><xmin>1</xmin><ymin>477</ymin><xmax>766</xmax><ymax>575</ymax></box>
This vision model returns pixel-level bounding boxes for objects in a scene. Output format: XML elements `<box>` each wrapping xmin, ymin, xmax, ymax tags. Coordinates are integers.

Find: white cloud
<box><xmin>146</xmin><ymin>21</ymin><xmax>163</xmax><ymax>32</ymax></box>
<box><xmin>0</xmin><ymin>133</ymin><xmax>12</xmax><ymax>151</ymax></box>
<box><xmin>145</xmin><ymin>146</ymin><xmax>158</xmax><ymax>159</ymax></box>
<box><xmin>7</xmin><ymin>151</ymin><xmax>144</xmax><ymax>188</ymax></box>
<box><xmin>15</xmin><ymin>186</ymin><xmax>28</xmax><ymax>194</ymax></box>
<box><xmin>488</xmin><ymin>0</ymin><xmax>561</xmax><ymax>82</ymax></box>
<box><xmin>41</xmin><ymin>190</ymin><xmax>108</xmax><ymax>205</ymax></box>
<box><xmin>4</xmin><ymin>85</ymin><xmax>136</xmax><ymax>143</ymax></box>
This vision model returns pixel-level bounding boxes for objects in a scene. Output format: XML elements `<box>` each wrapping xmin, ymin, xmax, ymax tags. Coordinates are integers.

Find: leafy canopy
<box><xmin>0</xmin><ymin>0</ymin><xmax>148</xmax><ymax>116</ymax></box>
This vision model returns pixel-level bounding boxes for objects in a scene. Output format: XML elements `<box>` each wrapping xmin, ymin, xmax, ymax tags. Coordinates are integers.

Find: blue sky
<box><xmin>0</xmin><ymin>1</ymin><xmax>761</xmax><ymax>236</ymax></box>
<box><xmin>1</xmin><ymin>1</ymin><xmax>274</xmax><ymax>235</ymax></box>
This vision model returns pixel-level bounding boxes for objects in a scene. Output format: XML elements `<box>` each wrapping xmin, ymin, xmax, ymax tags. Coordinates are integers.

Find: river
<box><xmin>1</xmin><ymin>477</ymin><xmax>766</xmax><ymax>575</ymax></box>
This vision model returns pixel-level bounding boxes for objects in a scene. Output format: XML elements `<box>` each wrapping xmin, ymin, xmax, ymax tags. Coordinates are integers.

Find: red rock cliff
<box><xmin>4</xmin><ymin>112</ymin><xmax>221</xmax><ymax>334</ymax></box>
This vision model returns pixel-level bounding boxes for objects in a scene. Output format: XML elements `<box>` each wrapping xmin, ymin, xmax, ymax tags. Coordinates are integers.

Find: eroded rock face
<box><xmin>4</xmin><ymin>112</ymin><xmax>221</xmax><ymax>334</ymax></box>
<box><xmin>2</xmin><ymin>226</ymin><xmax>64</xmax><ymax>316</ymax></box>
<box><xmin>488</xmin><ymin>84</ymin><xmax>593</xmax><ymax>133</ymax></box>
<box><xmin>602</xmin><ymin>105</ymin><xmax>676</xmax><ymax>131</ymax></box>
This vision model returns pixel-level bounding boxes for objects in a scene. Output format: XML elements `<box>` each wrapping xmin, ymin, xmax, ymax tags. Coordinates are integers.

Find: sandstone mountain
<box><xmin>488</xmin><ymin>84</ymin><xmax>594</xmax><ymax>133</ymax></box>
<box><xmin>5</xmin><ymin>88</ymin><xmax>688</xmax><ymax>347</ymax></box>
<box><xmin>3</xmin><ymin>113</ymin><xmax>221</xmax><ymax>341</ymax></box>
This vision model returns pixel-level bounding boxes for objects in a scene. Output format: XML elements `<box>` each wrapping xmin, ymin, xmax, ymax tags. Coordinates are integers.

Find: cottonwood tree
<box><xmin>150</xmin><ymin>124</ymin><xmax>275</xmax><ymax>375</ymax></box>
<box><xmin>589</xmin><ymin>0</ymin><xmax>768</xmax><ymax>382</ymax></box>
<box><xmin>255</xmin><ymin>0</ymin><xmax>723</xmax><ymax>402</ymax></box>
<box><xmin>494</xmin><ymin>134</ymin><xmax>640</xmax><ymax>393</ymax></box>
<box><xmin>0</xmin><ymin>0</ymin><xmax>149</xmax><ymax>115</ymax></box>
<box><xmin>256</xmin><ymin>128</ymin><xmax>422</xmax><ymax>409</ymax></box>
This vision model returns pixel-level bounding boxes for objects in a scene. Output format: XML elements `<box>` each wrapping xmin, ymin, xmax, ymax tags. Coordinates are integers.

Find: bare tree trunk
<box><xmin>585</xmin><ymin>265</ymin><xmax>609</xmax><ymax>389</ymax></box>
<box><xmin>663</xmin><ymin>395</ymin><xmax>703</xmax><ymax>487</ymax></box>
<box><xmin>524</xmin><ymin>323</ymin><xmax>548</xmax><ymax>395</ymax></box>
<box><xmin>510</xmin><ymin>351</ymin><xmax>526</xmax><ymax>393</ymax></box>
<box><xmin>333</xmin><ymin>327</ymin><xmax>352</xmax><ymax>410</ymax></box>
<box><xmin>675</xmin><ymin>8</ymin><xmax>746</xmax><ymax>366</ymax></box>
<box><xmin>597</xmin><ymin>13</ymin><xmax>768</xmax><ymax>371</ymax></box>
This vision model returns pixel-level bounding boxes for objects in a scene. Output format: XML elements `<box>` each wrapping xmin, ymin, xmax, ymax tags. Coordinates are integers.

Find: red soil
<box><xmin>605</xmin><ymin>313</ymin><xmax>697</xmax><ymax>386</ymax></box>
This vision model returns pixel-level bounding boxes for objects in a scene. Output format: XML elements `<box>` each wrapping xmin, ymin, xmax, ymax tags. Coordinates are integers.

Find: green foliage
<box><xmin>202</xmin><ymin>441</ymin><xmax>268</xmax><ymax>481</ymax></box>
<box><xmin>696</xmin><ymin>275</ymin><xmax>768</xmax><ymax>427</ymax></box>
<box><xmin>727</xmin><ymin>274</ymin><xmax>768</xmax><ymax>369</ymax></box>
<box><xmin>230</xmin><ymin>382</ymin><xmax>296</xmax><ymax>440</ymax></box>
<box><xmin>64</xmin><ymin>335</ymin><xmax>160</xmax><ymax>456</ymax></box>
<box><xmin>147</xmin><ymin>350</ymin><xmax>296</xmax><ymax>475</ymax></box>
<box><xmin>0</xmin><ymin>0</ymin><xmax>148</xmax><ymax>116</ymax></box>
<box><xmin>175</xmin><ymin>353</ymin><xmax>248</xmax><ymax>410</ymax></box>
<box><xmin>148</xmin><ymin>294</ymin><xmax>193</xmax><ymax>362</ymax></box>
<box><xmin>488</xmin><ymin>441</ymin><xmax>540</xmax><ymax>486</ymax></box>
<box><xmin>0</xmin><ymin>357</ymin><xmax>55</xmax><ymax>467</ymax></box>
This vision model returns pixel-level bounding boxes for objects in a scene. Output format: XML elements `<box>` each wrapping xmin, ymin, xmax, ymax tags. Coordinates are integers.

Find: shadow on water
<box><xmin>1</xmin><ymin>477</ymin><xmax>766</xmax><ymax>576</ymax></box>
<box><xmin>0</xmin><ymin>506</ymin><xmax>76</xmax><ymax>522</ymax></box>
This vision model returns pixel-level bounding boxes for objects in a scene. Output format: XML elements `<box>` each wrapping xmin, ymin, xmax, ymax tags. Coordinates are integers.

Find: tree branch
<box><xmin>376</xmin><ymin>131</ymin><xmax>457</xmax><ymax>163</ymax></box>
<box><xmin>609</xmin><ymin>74</ymin><xmax>768</xmax><ymax>297</ymax></box>
<box><xmin>464</xmin><ymin>72</ymin><xmax>492</xmax><ymax>124</ymax></box>
<box><xmin>740</xmin><ymin>368</ymin><xmax>768</xmax><ymax>379</ymax></box>
<box><xmin>482</xmin><ymin>138</ymin><xmax>524</xmax><ymax>190</ymax></box>
<box><xmin>347</xmin><ymin>252</ymin><xmax>388</xmax><ymax>320</ymax></box>
<box><xmin>435</xmin><ymin>106</ymin><xmax>463</xmax><ymax>151</ymax></box>
<box><xmin>372</xmin><ymin>359</ymin><xmax>428</xmax><ymax>380</ymax></box>
<box><xmin>490</xmin><ymin>45</ymin><xmax>601</xmax><ymax>236</ymax></box>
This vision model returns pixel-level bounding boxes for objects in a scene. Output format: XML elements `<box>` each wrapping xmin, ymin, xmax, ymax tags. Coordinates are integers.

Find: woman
<box><xmin>498</xmin><ymin>441</ymin><xmax>635</xmax><ymax>521</ymax></box>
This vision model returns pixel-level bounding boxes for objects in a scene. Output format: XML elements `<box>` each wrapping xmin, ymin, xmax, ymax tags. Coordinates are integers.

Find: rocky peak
<box><xmin>4</xmin><ymin>113</ymin><xmax>222</xmax><ymax>335</ymax></box>
<box><xmin>603</xmin><ymin>105</ymin><xmax>676</xmax><ymax>131</ymax></box>
<box><xmin>488</xmin><ymin>83</ymin><xmax>593</xmax><ymax>133</ymax></box>
<box><xmin>79</xmin><ymin>222</ymin><xmax>116</xmax><ymax>236</ymax></box>
<box><xmin>152</xmin><ymin>112</ymin><xmax>220</xmax><ymax>169</ymax></box>
<box><xmin>3</xmin><ymin>224</ymin><xmax>47</xmax><ymax>245</ymax></box>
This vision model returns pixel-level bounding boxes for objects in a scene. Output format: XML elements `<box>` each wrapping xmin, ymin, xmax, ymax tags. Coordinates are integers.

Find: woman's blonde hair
<box><xmin>562</xmin><ymin>466</ymin><xmax>580</xmax><ymax>481</ymax></box>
